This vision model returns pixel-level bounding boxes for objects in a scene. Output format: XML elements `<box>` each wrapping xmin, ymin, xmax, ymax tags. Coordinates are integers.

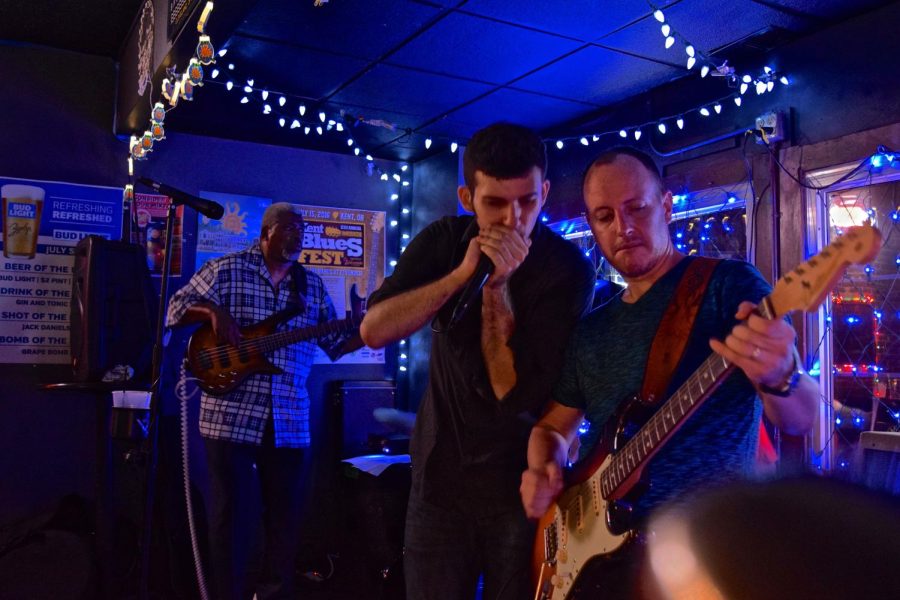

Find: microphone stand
<box><xmin>138</xmin><ymin>199</ymin><xmax>178</xmax><ymax>600</ymax></box>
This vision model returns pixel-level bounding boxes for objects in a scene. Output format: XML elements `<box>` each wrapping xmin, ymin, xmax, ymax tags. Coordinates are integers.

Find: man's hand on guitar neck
<box><xmin>709</xmin><ymin>301</ymin><xmax>818</xmax><ymax>435</ymax></box>
<box><xmin>182</xmin><ymin>301</ymin><xmax>242</xmax><ymax>348</ymax></box>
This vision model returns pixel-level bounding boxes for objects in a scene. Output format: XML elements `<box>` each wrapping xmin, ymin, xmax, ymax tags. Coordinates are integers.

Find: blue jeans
<box><xmin>404</xmin><ymin>490</ymin><xmax>536</xmax><ymax>600</ymax></box>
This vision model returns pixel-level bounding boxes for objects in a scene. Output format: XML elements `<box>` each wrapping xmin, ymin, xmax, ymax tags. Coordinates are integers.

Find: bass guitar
<box><xmin>187</xmin><ymin>284</ymin><xmax>364</xmax><ymax>395</ymax></box>
<box><xmin>531</xmin><ymin>224</ymin><xmax>882</xmax><ymax>600</ymax></box>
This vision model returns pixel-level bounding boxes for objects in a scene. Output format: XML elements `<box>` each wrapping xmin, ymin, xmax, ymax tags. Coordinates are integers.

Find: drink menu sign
<box><xmin>0</xmin><ymin>177</ymin><xmax>122</xmax><ymax>364</ymax></box>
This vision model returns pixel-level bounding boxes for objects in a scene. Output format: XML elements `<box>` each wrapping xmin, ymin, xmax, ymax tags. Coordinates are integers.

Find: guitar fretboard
<box><xmin>200</xmin><ymin>315</ymin><xmax>361</xmax><ymax>361</ymax></box>
<box><xmin>252</xmin><ymin>316</ymin><xmax>360</xmax><ymax>354</ymax></box>
<box><xmin>599</xmin><ymin>299</ymin><xmax>776</xmax><ymax>499</ymax></box>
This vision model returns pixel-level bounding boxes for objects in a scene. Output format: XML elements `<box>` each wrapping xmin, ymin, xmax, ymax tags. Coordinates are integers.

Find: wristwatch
<box><xmin>759</xmin><ymin>348</ymin><xmax>804</xmax><ymax>397</ymax></box>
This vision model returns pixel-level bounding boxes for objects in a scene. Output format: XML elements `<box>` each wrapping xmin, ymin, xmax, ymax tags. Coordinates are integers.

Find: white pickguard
<box><xmin>536</xmin><ymin>455</ymin><xmax>631</xmax><ymax>599</ymax></box>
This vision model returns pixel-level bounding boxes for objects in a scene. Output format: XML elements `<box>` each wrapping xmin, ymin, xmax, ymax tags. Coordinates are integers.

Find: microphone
<box><xmin>137</xmin><ymin>177</ymin><xmax>225</xmax><ymax>220</ymax></box>
<box><xmin>448</xmin><ymin>253</ymin><xmax>494</xmax><ymax>329</ymax></box>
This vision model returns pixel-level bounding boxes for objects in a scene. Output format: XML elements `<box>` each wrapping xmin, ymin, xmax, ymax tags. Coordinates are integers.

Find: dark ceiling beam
<box><xmin>116</xmin><ymin>0</ymin><xmax>260</xmax><ymax>135</ymax></box>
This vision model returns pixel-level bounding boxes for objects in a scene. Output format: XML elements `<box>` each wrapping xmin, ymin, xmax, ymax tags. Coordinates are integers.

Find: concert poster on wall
<box><xmin>133</xmin><ymin>192</ymin><xmax>184</xmax><ymax>277</ymax></box>
<box><xmin>0</xmin><ymin>176</ymin><xmax>122</xmax><ymax>364</ymax></box>
<box><xmin>293</xmin><ymin>203</ymin><xmax>386</xmax><ymax>365</ymax></box>
<box><xmin>195</xmin><ymin>192</ymin><xmax>271</xmax><ymax>270</ymax></box>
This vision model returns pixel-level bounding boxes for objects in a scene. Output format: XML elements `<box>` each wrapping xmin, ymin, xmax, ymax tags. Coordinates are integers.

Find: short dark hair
<box><xmin>463</xmin><ymin>122</ymin><xmax>547</xmax><ymax>191</ymax></box>
<box><xmin>582</xmin><ymin>147</ymin><xmax>665</xmax><ymax>194</ymax></box>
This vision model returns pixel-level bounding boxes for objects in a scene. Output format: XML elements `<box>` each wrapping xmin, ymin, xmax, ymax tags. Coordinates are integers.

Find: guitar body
<box><xmin>187</xmin><ymin>284</ymin><xmax>365</xmax><ymax>395</ymax></box>
<box><xmin>532</xmin><ymin>395</ymin><xmax>651</xmax><ymax>600</ymax></box>
<box><xmin>187</xmin><ymin>311</ymin><xmax>288</xmax><ymax>395</ymax></box>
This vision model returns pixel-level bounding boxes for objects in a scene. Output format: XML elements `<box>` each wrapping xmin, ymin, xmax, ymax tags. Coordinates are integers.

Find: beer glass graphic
<box><xmin>2</xmin><ymin>184</ymin><xmax>45</xmax><ymax>259</ymax></box>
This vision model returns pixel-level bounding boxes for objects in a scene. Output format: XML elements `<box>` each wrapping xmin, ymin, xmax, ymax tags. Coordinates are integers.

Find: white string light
<box><xmin>198</xmin><ymin>43</ymin><xmax>791</xmax><ymax>182</ymax></box>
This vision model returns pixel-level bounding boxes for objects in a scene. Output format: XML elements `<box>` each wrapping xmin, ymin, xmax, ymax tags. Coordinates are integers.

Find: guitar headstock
<box><xmin>768</xmin><ymin>224</ymin><xmax>882</xmax><ymax>317</ymax></box>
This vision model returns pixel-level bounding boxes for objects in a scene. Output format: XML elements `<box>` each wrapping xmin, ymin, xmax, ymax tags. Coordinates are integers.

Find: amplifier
<box><xmin>860</xmin><ymin>431</ymin><xmax>900</xmax><ymax>495</ymax></box>
<box><xmin>331</xmin><ymin>381</ymin><xmax>396</xmax><ymax>458</ymax></box>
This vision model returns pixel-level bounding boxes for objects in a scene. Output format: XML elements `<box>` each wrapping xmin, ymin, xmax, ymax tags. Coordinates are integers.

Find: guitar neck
<box><xmin>599</xmin><ymin>298</ymin><xmax>776</xmax><ymax>500</ymax></box>
<box><xmin>254</xmin><ymin>315</ymin><xmax>359</xmax><ymax>354</ymax></box>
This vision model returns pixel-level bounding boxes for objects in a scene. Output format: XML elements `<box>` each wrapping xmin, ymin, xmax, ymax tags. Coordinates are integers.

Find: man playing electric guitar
<box><xmin>520</xmin><ymin>148</ymin><xmax>819</xmax><ymax>597</ymax></box>
<box><xmin>166</xmin><ymin>202</ymin><xmax>361</xmax><ymax>600</ymax></box>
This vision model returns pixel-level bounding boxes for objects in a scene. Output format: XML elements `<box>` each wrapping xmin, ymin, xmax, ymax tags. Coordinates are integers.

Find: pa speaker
<box><xmin>70</xmin><ymin>236</ymin><xmax>156</xmax><ymax>383</ymax></box>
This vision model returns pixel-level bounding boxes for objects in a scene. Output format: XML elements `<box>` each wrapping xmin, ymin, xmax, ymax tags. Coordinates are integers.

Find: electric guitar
<box><xmin>531</xmin><ymin>224</ymin><xmax>882</xmax><ymax>600</ymax></box>
<box><xmin>186</xmin><ymin>284</ymin><xmax>365</xmax><ymax>395</ymax></box>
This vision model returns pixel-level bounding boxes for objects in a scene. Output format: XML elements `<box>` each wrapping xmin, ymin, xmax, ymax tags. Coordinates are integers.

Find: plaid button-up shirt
<box><xmin>167</xmin><ymin>240</ymin><xmax>346</xmax><ymax>447</ymax></box>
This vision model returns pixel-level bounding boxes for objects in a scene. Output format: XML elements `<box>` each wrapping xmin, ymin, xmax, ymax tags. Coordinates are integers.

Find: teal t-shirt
<box><xmin>555</xmin><ymin>257</ymin><xmax>771</xmax><ymax>518</ymax></box>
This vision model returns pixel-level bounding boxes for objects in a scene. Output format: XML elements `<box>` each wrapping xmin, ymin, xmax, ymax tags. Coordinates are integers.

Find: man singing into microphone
<box><xmin>167</xmin><ymin>203</ymin><xmax>359</xmax><ymax>600</ymax></box>
<box><xmin>361</xmin><ymin>122</ymin><xmax>595</xmax><ymax>599</ymax></box>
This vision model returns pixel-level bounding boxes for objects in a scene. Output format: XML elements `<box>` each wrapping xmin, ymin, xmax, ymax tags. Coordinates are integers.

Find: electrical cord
<box><xmin>176</xmin><ymin>361</ymin><xmax>210</xmax><ymax>600</ymax></box>
<box><xmin>761</xmin><ymin>140</ymin><xmax>895</xmax><ymax>191</ymax></box>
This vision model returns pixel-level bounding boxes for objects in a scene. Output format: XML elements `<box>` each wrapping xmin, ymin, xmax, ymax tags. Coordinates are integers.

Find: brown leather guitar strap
<box><xmin>640</xmin><ymin>256</ymin><xmax>720</xmax><ymax>404</ymax></box>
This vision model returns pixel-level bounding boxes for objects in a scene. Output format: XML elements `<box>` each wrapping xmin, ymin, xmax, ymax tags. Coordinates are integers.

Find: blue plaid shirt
<box><xmin>167</xmin><ymin>240</ymin><xmax>346</xmax><ymax>447</ymax></box>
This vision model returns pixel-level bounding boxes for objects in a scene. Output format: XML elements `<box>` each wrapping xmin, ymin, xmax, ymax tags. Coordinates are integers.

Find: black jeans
<box><xmin>403</xmin><ymin>489</ymin><xmax>535</xmax><ymax>600</ymax></box>
<box><xmin>204</xmin><ymin>421</ymin><xmax>305</xmax><ymax>600</ymax></box>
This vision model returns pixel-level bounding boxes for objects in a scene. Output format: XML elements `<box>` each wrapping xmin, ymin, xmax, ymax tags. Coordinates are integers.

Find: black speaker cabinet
<box><xmin>860</xmin><ymin>431</ymin><xmax>900</xmax><ymax>495</ymax></box>
<box><xmin>70</xmin><ymin>236</ymin><xmax>156</xmax><ymax>383</ymax></box>
<box><xmin>332</xmin><ymin>380</ymin><xmax>396</xmax><ymax>458</ymax></box>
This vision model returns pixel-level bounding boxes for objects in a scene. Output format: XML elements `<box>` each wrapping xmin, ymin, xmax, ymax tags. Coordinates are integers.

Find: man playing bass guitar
<box><xmin>166</xmin><ymin>202</ymin><xmax>360</xmax><ymax>600</ymax></box>
<box><xmin>520</xmin><ymin>148</ymin><xmax>819</xmax><ymax>597</ymax></box>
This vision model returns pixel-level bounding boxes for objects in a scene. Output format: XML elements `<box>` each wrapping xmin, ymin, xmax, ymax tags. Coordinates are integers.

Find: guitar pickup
<box><xmin>574</xmin><ymin>495</ymin><xmax>584</xmax><ymax>533</ymax></box>
<box><xmin>544</xmin><ymin>522</ymin><xmax>558</xmax><ymax>563</ymax></box>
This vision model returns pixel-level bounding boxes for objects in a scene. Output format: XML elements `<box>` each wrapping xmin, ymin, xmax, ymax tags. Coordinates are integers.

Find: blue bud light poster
<box><xmin>0</xmin><ymin>176</ymin><xmax>122</xmax><ymax>364</ymax></box>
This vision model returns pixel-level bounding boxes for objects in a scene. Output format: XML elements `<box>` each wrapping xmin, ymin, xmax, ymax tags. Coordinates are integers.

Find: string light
<box><xmin>202</xmin><ymin>38</ymin><xmax>793</xmax><ymax>182</ymax></box>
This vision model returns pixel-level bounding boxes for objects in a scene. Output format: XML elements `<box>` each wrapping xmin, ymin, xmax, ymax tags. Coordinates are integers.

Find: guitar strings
<box><xmin>198</xmin><ymin>317</ymin><xmax>358</xmax><ymax>361</ymax></box>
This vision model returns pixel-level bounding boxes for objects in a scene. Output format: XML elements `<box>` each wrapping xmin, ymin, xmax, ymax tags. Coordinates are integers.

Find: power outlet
<box><xmin>754</xmin><ymin>111</ymin><xmax>785</xmax><ymax>144</ymax></box>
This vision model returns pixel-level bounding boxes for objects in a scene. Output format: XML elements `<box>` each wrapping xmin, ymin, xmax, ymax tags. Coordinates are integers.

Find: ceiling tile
<box><xmin>330</xmin><ymin>64</ymin><xmax>495</xmax><ymax>121</ymax></box>
<box><xmin>597</xmin><ymin>0</ymin><xmax>800</xmax><ymax>65</ymax></box>
<box><xmin>760</xmin><ymin>0</ymin><xmax>888</xmax><ymax>20</ymax></box>
<box><xmin>237</xmin><ymin>0</ymin><xmax>444</xmax><ymax>61</ymax></box>
<box><xmin>513</xmin><ymin>46</ymin><xmax>681</xmax><ymax>105</ymax></box>
<box><xmin>388</xmin><ymin>12</ymin><xmax>583</xmax><ymax>84</ymax></box>
<box><xmin>439</xmin><ymin>88</ymin><xmax>597</xmax><ymax>132</ymax></box>
<box><xmin>226</xmin><ymin>37</ymin><xmax>370</xmax><ymax>100</ymax></box>
<box><xmin>460</xmin><ymin>0</ymin><xmax>677</xmax><ymax>41</ymax></box>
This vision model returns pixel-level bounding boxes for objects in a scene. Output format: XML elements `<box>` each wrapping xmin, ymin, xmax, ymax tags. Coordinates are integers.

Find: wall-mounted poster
<box><xmin>293</xmin><ymin>204</ymin><xmax>386</xmax><ymax>365</ymax></box>
<box><xmin>133</xmin><ymin>192</ymin><xmax>183</xmax><ymax>277</ymax></box>
<box><xmin>196</xmin><ymin>192</ymin><xmax>271</xmax><ymax>269</ymax></box>
<box><xmin>0</xmin><ymin>176</ymin><xmax>122</xmax><ymax>364</ymax></box>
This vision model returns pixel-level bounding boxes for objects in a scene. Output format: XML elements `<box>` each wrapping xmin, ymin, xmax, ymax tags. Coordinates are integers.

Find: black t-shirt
<box><xmin>368</xmin><ymin>215</ymin><xmax>595</xmax><ymax>515</ymax></box>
